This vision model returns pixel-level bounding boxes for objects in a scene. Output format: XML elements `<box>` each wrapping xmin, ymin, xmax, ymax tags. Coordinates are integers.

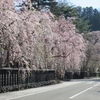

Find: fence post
<box><xmin>17</xmin><ymin>63</ymin><xmax>20</xmax><ymax>91</ymax></box>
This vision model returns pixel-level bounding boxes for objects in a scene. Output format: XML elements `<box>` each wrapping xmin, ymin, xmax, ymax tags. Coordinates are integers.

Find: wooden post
<box><xmin>17</xmin><ymin>63</ymin><xmax>20</xmax><ymax>91</ymax></box>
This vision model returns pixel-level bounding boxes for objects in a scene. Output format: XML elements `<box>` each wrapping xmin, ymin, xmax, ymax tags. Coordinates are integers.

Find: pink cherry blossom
<box><xmin>0</xmin><ymin>0</ymin><xmax>87</xmax><ymax>78</ymax></box>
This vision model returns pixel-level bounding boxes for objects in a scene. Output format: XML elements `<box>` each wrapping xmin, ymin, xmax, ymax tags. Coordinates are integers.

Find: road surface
<box><xmin>0</xmin><ymin>78</ymin><xmax>100</xmax><ymax>100</ymax></box>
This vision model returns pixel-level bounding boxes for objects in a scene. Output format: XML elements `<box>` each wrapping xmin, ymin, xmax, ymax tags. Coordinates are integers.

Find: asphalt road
<box><xmin>0</xmin><ymin>78</ymin><xmax>100</xmax><ymax>100</ymax></box>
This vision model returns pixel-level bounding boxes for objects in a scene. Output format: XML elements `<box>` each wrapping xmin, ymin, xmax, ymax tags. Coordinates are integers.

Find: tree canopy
<box><xmin>49</xmin><ymin>2</ymin><xmax>91</xmax><ymax>34</ymax></box>
<box><xmin>50</xmin><ymin>2</ymin><xmax>78</xmax><ymax>18</ymax></box>
<box><xmin>30</xmin><ymin>0</ymin><xmax>58</xmax><ymax>9</ymax></box>
<box><xmin>77</xmin><ymin>6</ymin><xmax>100</xmax><ymax>31</ymax></box>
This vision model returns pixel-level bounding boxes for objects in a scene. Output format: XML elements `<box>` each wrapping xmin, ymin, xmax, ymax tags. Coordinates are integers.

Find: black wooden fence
<box><xmin>0</xmin><ymin>68</ymin><xmax>55</xmax><ymax>92</ymax></box>
<box><xmin>73</xmin><ymin>72</ymin><xmax>99</xmax><ymax>79</ymax></box>
<box><xmin>73</xmin><ymin>72</ymin><xmax>89</xmax><ymax>79</ymax></box>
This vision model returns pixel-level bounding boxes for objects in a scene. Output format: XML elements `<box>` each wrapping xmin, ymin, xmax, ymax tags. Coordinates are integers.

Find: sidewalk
<box><xmin>0</xmin><ymin>81</ymin><xmax>83</xmax><ymax>100</ymax></box>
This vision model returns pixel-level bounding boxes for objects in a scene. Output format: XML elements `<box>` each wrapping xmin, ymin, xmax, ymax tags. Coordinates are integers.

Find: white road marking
<box><xmin>69</xmin><ymin>87</ymin><xmax>93</xmax><ymax>99</ymax></box>
<box><xmin>69</xmin><ymin>83</ymin><xmax>100</xmax><ymax>99</ymax></box>
<box><xmin>94</xmin><ymin>83</ymin><xmax>100</xmax><ymax>87</ymax></box>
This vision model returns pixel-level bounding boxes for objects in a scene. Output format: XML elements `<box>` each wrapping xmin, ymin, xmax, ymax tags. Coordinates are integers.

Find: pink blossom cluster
<box><xmin>0</xmin><ymin>0</ymin><xmax>86</xmax><ymax>77</ymax></box>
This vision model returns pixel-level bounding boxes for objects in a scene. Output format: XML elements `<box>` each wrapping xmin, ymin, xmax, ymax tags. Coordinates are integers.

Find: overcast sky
<box><xmin>68</xmin><ymin>0</ymin><xmax>100</xmax><ymax>9</ymax></box>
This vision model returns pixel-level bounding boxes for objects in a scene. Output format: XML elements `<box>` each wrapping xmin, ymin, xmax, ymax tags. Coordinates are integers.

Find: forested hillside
<box><xmin>77</xmin><ymin>6</ymin><xmax>100</xmax><ymax>31</ymax></box>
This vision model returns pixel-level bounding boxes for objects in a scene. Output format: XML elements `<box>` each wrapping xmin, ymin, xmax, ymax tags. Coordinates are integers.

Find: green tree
<box><xmin>50</xmin><ymin>2</ymin><xmax>78</xmax><ymax>18</ymax></box>
<box><xmin>73</xmin><ymin>17</ymin><xmax>91</xmax><ymax>34</ymax></box>
<box><xmin>92</xmin><ymin>9</ymin><xmax>100</xmax><ymax>31</ymax></box>
<box><xmin>77</xmin><ymin>7</ymin><xmax>100</xmax><ymax>31</ymax></box>
<box><xmin>50</xmin><ymin>3</ymin><xmax>91</xmax><ymax>35</ymax></box>
<box><xmin>31</xmin><ymin>0</ymin><xmax>58</xmax><ymax>9</ymax></box>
